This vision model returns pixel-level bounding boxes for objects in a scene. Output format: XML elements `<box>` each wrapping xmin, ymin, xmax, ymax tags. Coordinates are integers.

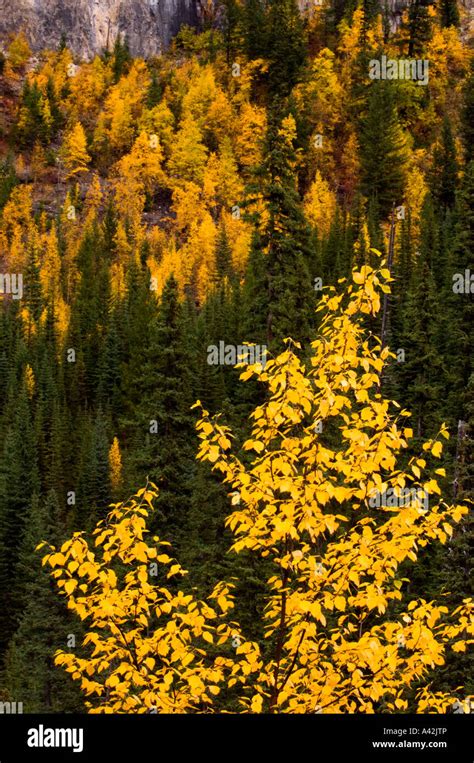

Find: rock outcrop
<box><xmin>0</xmin><ymin>0</ymin><xmax>199</xmax><ymax>59</ymax></box>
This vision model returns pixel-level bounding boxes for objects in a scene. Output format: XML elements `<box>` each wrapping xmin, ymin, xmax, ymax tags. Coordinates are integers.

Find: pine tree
<box><xmin>222</xmin><ymin>0</ymin><xmax>243</xmax><ymax>65</ymax></box>
<box><xmin>242</xmin><ymin>0</ymin><xmax>267</xmax><ymax>59</ymax></box>
<box><xmin>112</xmin><ymin>34</ymin><xmax>131</xmax><ymax>83</ymax></box>
<box><xmin>214</xmin><ymin>221</ymin><xmax>233</xmax><ymax>283</ymax></box>
<box><xmin>0</xmin><ymin>387</ymin><xmax>40</xmax><ymax>656</ymax></box>
<box><xmin>430</xmin><ymin>116</ymin><xmax>458</xmax><ymax>211</ymax></box>
<box><xmin>15</xmin><ymin>81</ymin><xmax>44</xmax><ymax>148</ymax></box>
<box><xmin>461</xmin><ymin>59</ymin><xmax>474</xmax><ymax>164</ymax></box>
<box><xmin>128</xmin><ymin>276</ymin><xmax>196</xmax><ymax>544</ymax></box>
<box><xmin>0</xmin><ymin>155</ymin><xmax>17</xmax><ymax>210</ymax></box>
<box><xmin>265</xmin><ymin>0</ymin><xmax>308</xmax><ymax>97</ymax></box>
<box><xmin>443</xmin><ymin>162</ymin><xmax>474</xmax><ymax>413</ymax></box>
<box><xmin>5</xmin><ymin>491</ymin><xmax>84</xmax><ymax>712</ymax></box>
<box><xmin>147</xmin><ymin>69</ymin><xmax>162</xmax><ymax>108</ymax></box>
<box><xmin>439</xmin><ymin>0</ymin><xmax>460</xmax><ymax>28</ymax></box>
<box><xmin>97</xmin><ymin>307</ymin><xmax>123</xmax><ymax>417</ymax></box>
<box><xmin>396</xmin><ymin>261</ymin><xmax>446</xmax><ymax>439</ymax></box>
<box><xmin>418</xmin><ymin>195</ymin><xmax>443</xmax><ymax>288</ymax></box>
<box><xmin>248</xmin><ymin>111</ymin><xmax>314</xmax><ymax>350</ymax></box>
<box><xmin>23</xmin><ymin>243</ymin><xmax>43</xmax><ymax>326</ymax></box>
<box><xmin>75</xmin><ymin>410</ymin><xmax>111</xmax><ymax>530</ymax></box>
<box><xmin>405</xmin><ymin>0</ymin><xmax>433</xmax><ymax>57</ymax></box>
<box><xmin>359</xmin><ymin>82</ymin><xmax>409</xmax><ymax>220</ymax></box>
<box><xmin>66</xmin><ymin>225</ymin><xmax>110</xmax><ymax>401</ymax></box>
<box><xmin>241</xmin><ymin>230</ymin><xmax>269</xmax><ymax>347</ymax></box>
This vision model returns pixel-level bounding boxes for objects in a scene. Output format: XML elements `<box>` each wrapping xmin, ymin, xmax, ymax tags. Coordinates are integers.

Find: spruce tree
<box><xmin>112</xmin><ymin>34</ymin><xmax>131</xmax><ymax>83</ymax></box>
<box><xmin>430</xmin><ymin>116</ymin><xmax>458</xmax><ymax>211</ymax></box>
<box><xmin>439</xmin><ymin>0</ymin><xmax>460</xmax><ymax>28</ymax></box>
<box><xmin>214</xmin><ymin>221</ymin><xmax>234</xmax><ymax>283</ymax></box>
<box><xmin>443</xmin><ymin>161</ymin><xmax>474</xmax><ymax>414</ymax></box>
<box><xmin>396</xmin><ymin>261</ymin><xmax>446</xmax><ymax>439</ymax></box>
<box><xmin>406</xmin><ymin>0</ymin><xmax>433</xmax><ymax>57</ymax></box>
<box><xmin>0</xmin><ymin>387</ymin><xmax>40</xmax><ymax>656</ymax></box>
<box><xmin>242</xmin><ymin>0</ymin><xmax>267</xmax><ymax>60</ymax></box>
<box><xmin>128</xmin><ymin>276</ymin><xmax>196</xmax><ymax>545</ymax></box>
<box><xmin>359</xmin><ymin>82</ymin><xmax>409</xmax><ymax>220</ymax></box>
<box><xmin>265</xmin><ymin>0</ymin><xmax>308</xmax><ymax>97</ymax></box>
<box><xmin>222</xmin><ymin>0</ymin><xmax>243</xmax><ymax>65</ymax></box>
<box><xmin>461</xmin><ymin>59</ymin><xmax>474</xmax><ymax>164</ymax></box>
<box><xmin>5</xmin><ymin>491</ymin><xmax>85</xmax><ymax>712</ymax></box>
<box><xmin>248</xmin><ymin>110</ymin><xmax>314</xmax><ymax>350</ymax></box>
<box><xmin>75</xmin><ymin>411</ymin><xmax>111</xmax><ymax>530</ymax></box>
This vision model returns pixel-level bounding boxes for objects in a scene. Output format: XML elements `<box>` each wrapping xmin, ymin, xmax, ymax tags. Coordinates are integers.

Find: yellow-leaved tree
<box><xmin>59</xmin><ymin>121</ymin><xmax>91</xmax><ymax>180</ymax></box>
<box><xmin>40</xmin><ymin>258</ymin><xmax>473</xmax><ymax>713</ymax></box>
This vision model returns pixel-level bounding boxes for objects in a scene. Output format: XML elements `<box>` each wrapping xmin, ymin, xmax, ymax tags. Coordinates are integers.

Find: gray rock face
<box><xmin>0</xmin><ymin>0</ymin><xmax>199</xmax><ymax>58</ymax></box>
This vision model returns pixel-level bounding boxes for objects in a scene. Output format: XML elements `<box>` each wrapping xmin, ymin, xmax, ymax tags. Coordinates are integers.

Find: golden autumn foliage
<box><xmin>6</xmin><ymin>31</ymin><xmax>31</xmax><ymax>71</ymax></box>
<box><xmin>108</xmin><ymin>437</ymin><xmax>123</xmax><ymax>493</ymax></box>
<box><xmin>168</xmin><ymin>115</ymin><xmax>208</xmax><ymax>186</ymax></box>
<box><xmin>60</xmin><ymin>121</ymin><xmax>91</xmax><ymax>180</ymax></box>
<box><xmin>41</xmin><ymin>261</ymin><xmax>473</xmax><ymax>713</ymax></box>
<box><xmin>40</xmin><ymin>485</ymin><xmax>238</xmax><ymax>713</ymax></box>
<box><xmin>303</xmin><ymin>170</ymin><xmax>337</xmax><ymax>237</ymax></box>
<box><xmin>115</xmin><ymin>131</ymin><xmax>167</xmax><ymax>196</ymax></box>
<box><xmin>24</xmin><ymin>364</ymin><xmax>36</xmax><ymax>398</ymax></box>
<box><xmin>93</xmin><ymin>61</ymin><xmax>151</xmax><ymax>155</ymax></box>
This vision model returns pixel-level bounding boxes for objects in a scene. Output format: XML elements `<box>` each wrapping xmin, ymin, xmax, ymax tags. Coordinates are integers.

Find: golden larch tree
<box><xmin>60</xmin><ymin>122</ymin><xmax>91</xmax><ymax>180</ymax></box>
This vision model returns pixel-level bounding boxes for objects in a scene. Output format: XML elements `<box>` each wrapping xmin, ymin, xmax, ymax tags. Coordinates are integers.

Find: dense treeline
<box><xmin>0</xmin><ymin>0</ymin><xmax>471</xmax><ymax>711</ymax></box>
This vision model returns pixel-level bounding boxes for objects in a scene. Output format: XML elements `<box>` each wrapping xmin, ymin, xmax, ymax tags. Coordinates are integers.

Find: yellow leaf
<box><xmin>250</xmin><ymin>694</ymin><xmax>263</xmax><ymax>712</ymax></box>
<box><xmin>208</xmin><ymin>446</ymin><xmax>219</xmax><ymax>463</ymax></box>
<box><xmin>64</xmin><ymin>580</ymin><xmax>77</xmax><ymax>595</ymax></box>
<box><xmin>334</xmin><ymin>596</ymin><xmax>346</xmax><ymax>611</ymax></box>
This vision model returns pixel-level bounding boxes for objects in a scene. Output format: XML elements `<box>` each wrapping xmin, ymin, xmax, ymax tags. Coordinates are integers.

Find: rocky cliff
<box><xmin>0</xmin><ymin>0</ymin><xmax>199</xmax><ymax>58</ymax></box>
<box><xmin>0</xmin><ymin>0</ymin><xmax>472</xmax><ymax>60</ymax></box>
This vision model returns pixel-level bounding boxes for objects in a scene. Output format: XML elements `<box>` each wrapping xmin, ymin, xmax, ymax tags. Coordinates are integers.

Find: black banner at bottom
<box><xmin>0</xmin><ymin>713</ymin><xmax>471</xmax><ymax>761</ymax></box>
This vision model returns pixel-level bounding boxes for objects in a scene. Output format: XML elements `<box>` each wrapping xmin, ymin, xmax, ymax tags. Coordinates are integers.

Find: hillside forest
<box><xmin>0</xmin><ymin>0</ymin><xmax>472</xmax><ymax>713</ymax></box>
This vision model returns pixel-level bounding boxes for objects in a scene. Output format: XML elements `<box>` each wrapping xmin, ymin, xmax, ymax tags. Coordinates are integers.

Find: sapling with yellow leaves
<box><xmin>39</xmin><ymin>485</ymin><xmax>238</xmax><ymax>713</ymax></box>
<box><xmin>41</xmin><ymin>256</ymin><xmax>473</xmax><ymax>713</ymax></box>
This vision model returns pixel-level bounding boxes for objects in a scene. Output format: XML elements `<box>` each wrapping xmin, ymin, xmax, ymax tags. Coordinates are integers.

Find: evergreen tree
<box><xmin>24</xmin><ymin>248</ymin><xmax>43</xmax><ymax>323</ymax></box>
<box><xmin>429</xmin><ymin>377</ymin><xmax>474</xmax><ymax>696</ymax></box>
<box><xmin>265</xmin><ymin>0</ymin><xmax>308</xmax><ymax>97</ymax></box>
<box><xmin>439</xmin><ymin>0</ymin><xmax>460</xmax><ymax>28</ymax></box>
<box><xmin>405</xmin><ymin>0</ymin><xmax>433</xmax><ymax>57</ymax></box>
<box><xmin>430</xmin><ymin>116</ymin><xmax>458</xmax><ymax>211</ymax></box>
<box><xmin>214</xmin><ymin>221</ymin><xmax>233</xmax><ymax>283</ymax></box>
<box><xmin>0</xmin><ymin>387</ymin><xmax>40</xmax><ymax>656</ymax></box>
<box><xmin>128</xmin><ymin>276</ymin><xmax>196</xmax><ymax>544</ymax></box>
<box><xmin>0</xmin><ymin>156</ymin><xmax>17</xmax><ymax>210</ymax></box>
<box><xmin>396</xmin><ymin>261</ymin><xmax>446</xmax><ymax>439</ymax></box>
<box><xmin>5</xmin><ymin>491</ymin><xmax>84</xmax><ymax>712</ymax></box>
<box><xmin>97</xmin><ymin>307</ymin><xmax>123</xmax><ymax>418</ymax></box>
<box><xmin>112</xmin><ymin>34</ymin><xmax>131</xmax><ymax>83</ymax></box>
<box><xmin>461</xmin><ymin>59</ymin><xmax>474</xmax><ymax>164</ymax></box>
<box><xmin>418</xmin><ymin>195</ymin><xmax>443</xmax><ymax>288</ymax></box>
<box><xmin>222</xmin><ymin>0</ymin><xmax>243</xmax><ymax>65</ymax></box>
<box><xmin>15</xmin><ymin>81</ymin><xmax>44</xmax><ymax>148</ymax></box>
<box><xmin>75</xmin><ymin>411</ymin><xmax>111</xmax><ymax>530</ymax></box>
<box><xmin>248</xmin><ymin>110</ymin><xmax>314</xmax><ymax>350</ymax></box>
<box><xmin>442</xmin><ymin>162</ymin><xmax>474</xmax><ymax>413</ymax></box>
<box><xmin>146</xmin><ymin>70</ymin><xmax>162</xmax><ymax>108</ymax></box>
<box><xmin>242</xmin><ymin>0</ymin><xmax>267</xmax><ymax>59</ymax></box>
<box><xmin>241</xmin><ymin>230</ymin><xmax>269</xmax><ymax>348</ymax></box>
<box><xmin>359</xmin><ymin>82</ymin><xmax>409</xmax><ymax>219</ymax></box>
